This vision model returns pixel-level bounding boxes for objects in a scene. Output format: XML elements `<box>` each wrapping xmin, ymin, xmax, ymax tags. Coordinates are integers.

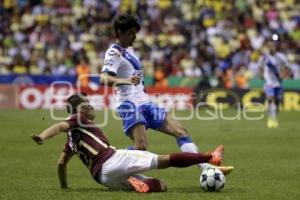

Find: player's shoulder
<box><xmin>105</xmin><ymin>44</ymin><xmax>123</xmax><ymax>57</ymax></box>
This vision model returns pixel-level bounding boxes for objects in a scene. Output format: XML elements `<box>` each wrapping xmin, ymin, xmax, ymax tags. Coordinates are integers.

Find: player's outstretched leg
<box><xmin>160</xmin><ymin>146</ymin><xmax>235</xmax><ymax>174</ymax></box>
<box><xmin>127</xmin><ymin>148</ymin><xmax>223</xmax><ymax>193</ymax></box>
<box><xmin>157</xmin><ymin>149</ymin><xmax>223</xmax><ymax>169</ymax></box>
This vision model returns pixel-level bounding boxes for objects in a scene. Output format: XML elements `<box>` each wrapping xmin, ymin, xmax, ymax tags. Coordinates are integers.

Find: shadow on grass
<box><xmin>51</xmin><ymin>186</ymin><xmax>248</xmax><ymax>195</ymax></box>
<box><xmin>169</xmin><ymin>186</ymin><xmax>248</xmax><ymax>194</ymax></box>
<box><xmin>168</xmin><ymin>186</ymin><xmax>207</xmax><ymax>193</ymax></box>
<box><xmin>62</xmin><ymin>187</ymin><xmax>134</xmax><ymax>193</ymax></box>
<box><xmin>217</xmin><ymin>187</ymin><xmax>249</xmax><ymax>194</ymax></box>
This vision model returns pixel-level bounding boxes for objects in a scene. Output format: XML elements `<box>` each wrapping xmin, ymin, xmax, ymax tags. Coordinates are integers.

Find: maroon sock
<box><xmin>169</xmin><ymin>152</ymin><xmax>212</xmax><ymax>168</ymax></box>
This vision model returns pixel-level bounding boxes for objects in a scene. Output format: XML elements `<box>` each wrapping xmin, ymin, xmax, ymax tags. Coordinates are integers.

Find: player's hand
<box><xmin>128</xmin><ymin>76</ymin><xmax>141</xmax><ymax>86</ymax></box>
<box><xmin>31</xmin><ymin>135</ymin><xmax>43</xmax><ymax>145</ymax></box>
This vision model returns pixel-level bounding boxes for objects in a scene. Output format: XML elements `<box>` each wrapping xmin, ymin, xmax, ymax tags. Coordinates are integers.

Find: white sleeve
<box><xmin>101</xmin><ymin>48</ymin><xmax>122</xmax><ymax>75</ymax></box>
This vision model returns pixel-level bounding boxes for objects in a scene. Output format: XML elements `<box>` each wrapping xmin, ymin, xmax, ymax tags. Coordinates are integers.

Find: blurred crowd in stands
<box><xmin>0</xmin><ymin>0</ymin><xmax>300</xmax><ymax>88</ymax></box>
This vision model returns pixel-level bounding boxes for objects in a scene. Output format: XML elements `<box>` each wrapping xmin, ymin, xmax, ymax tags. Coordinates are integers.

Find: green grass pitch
<box><xmin>0</xmin><ymin>109</ymin><xmax>300</xmax><ymax>200</ymax></box>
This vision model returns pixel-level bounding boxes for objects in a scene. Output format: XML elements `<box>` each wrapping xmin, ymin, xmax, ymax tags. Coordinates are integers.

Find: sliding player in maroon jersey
<box><xmin>31</xmin><ymin>93</ymin><xmax>224</xmax><ymax>193</ymax></box>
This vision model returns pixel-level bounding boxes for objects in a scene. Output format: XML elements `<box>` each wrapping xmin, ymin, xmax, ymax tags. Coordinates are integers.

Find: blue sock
<box><xmin>176</xmin><ymin>136</ymin><xmax>193</xmax><ymax>147</ymax></box>
<box><xmin>176</xmin><ymin>136</ymin><xmax>199</xmax><ymax>153</ymax></box>
<box><xmin>127</xmin><ymin>146</ymin><xmax>136</xmax><ymax>150</ymax></box>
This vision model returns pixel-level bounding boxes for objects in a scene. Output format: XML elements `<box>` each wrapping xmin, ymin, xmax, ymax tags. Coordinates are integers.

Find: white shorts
<box><xmin>96</xmin><ymin>149</ymin><xmax>158</xmax><ymax>190</ymax></box>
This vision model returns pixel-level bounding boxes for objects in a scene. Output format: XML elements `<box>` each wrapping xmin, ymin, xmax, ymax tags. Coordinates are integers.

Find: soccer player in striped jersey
<box><xmin>100</xmin><ymin>14</ymin><xmax>233</xmax><ymax>174</ymax></box>
<box><xmin>260</xmin><ymin>41</ymin><xmax>290</xmax><ymax>128</ymax></box>
<box><xmin>31</xmin><ymin>93</ymin><xmax>224</xmax><ymax>193</ymax></box>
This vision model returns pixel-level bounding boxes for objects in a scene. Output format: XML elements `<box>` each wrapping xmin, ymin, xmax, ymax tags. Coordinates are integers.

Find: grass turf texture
<box><xmin>0</xmin><ymin>109</ymin><xmax>300</xmax><ymax>200</ymax></box>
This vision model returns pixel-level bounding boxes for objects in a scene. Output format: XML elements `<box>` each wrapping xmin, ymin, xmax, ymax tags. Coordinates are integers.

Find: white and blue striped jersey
<box><xmin>101</xmin><ymin>44</ymin><xmax>148</xmax><ymax>107</ymax></box>
<box><xmin>261</xmin><ymin>52</ymin><xmax>289</xmax><ymax>87</ymax></box>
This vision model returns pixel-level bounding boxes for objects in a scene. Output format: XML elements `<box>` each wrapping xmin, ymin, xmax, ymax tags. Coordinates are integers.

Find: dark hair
<box><xmin>113</xmin><ymin>14</ymin><xmax>141</xmax><ymax>37</ymax></box>
<box><xmin>66</xmin><ymin>93</ymin><xmax>87</xmax><ymax>114</ymax></box>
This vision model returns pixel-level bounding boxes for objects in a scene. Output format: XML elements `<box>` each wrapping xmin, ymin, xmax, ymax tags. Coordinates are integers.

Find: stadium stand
<box><xmin>0</xmin><ymin>0</ymin><xmax>299</xmax><ymax>88</ymax></box>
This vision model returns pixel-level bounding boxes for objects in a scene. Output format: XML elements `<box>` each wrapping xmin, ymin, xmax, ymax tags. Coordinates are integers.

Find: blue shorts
<box><xmin>117</xmin><ymin>101</ymin><xmax>166</xmax><ymax>136</ymax></box>
<box><xmin>264</xmin><ymin>85</ymin><xmax>283</xmax><ymax>100</ymax></box>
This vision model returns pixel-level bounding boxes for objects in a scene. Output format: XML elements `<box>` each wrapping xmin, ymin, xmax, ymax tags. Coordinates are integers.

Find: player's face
<box><xmin>118</xmin><ymin>27</ymin><xmax>138</xmax><ymax>47</ymax></box>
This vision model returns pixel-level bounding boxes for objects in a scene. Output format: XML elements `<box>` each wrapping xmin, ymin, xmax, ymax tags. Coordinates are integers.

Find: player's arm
<box><xmin>100</xmin><ymin>72</ymin><xmax>140</xmax><ymax>86</ymax></box>
<box><xmin>31</xmin><ymin>122</ymin><xmax>70</xmax><ymax>145</ymax></box>
<box><xmin>100</xmin><ymin>48</ymin><xmax>140</xmax><ymax>86</ymax></box>
<box><xmin>57</xmin><ymin>151</ymin><xmax>73</xmax><ymax>189</ymax></box>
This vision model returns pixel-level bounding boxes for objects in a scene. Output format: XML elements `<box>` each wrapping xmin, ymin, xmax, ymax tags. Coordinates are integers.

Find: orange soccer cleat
<box><xmin>128</xmin><ymin>176</ymin><xmax>150</xmax><ymax>193</ymax></box>
<box><xmin>208</xmin><ymin>145</ymin><xmax>224</xmax><ymax>166</ymax></box>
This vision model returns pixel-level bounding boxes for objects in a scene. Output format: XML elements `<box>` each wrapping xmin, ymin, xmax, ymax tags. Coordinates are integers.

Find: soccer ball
<box><xmin>200</xmin><ymin>167</ymin><xmax>226</xmax><ymax>192</ymax></box>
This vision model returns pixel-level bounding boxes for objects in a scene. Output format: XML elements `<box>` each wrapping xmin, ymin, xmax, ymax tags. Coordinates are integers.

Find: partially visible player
<box><xmin>260</xmin><ymin>40</ymin><xmax>290</xmax><ymax>128</ymax></box>
<box><xmin>100</xmin><ymin>14</ymin><xmax>234</xmax><ymax>174</ymax></box>
<box><xmin>31</xmin><ymin>93</ymin><xmax>224</xmax><ymax>193</ymax></box>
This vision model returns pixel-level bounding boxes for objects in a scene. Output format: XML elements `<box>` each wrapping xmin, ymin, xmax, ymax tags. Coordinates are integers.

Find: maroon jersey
<box><xmin>63</xmin><ymin>113</ymin><xmax>116</xmax><ymax>178</ymax></box>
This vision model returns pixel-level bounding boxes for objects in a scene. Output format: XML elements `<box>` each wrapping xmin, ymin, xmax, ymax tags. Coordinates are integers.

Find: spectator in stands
<box><xmin>0</xmin><ymin>0</ymin><xmax>299</xmax><ymax>89</ymax></box>
<box><xmin>76</xmin><ymin>56</ymin><xmax>90</xmax><ymax>88</ymax></box>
